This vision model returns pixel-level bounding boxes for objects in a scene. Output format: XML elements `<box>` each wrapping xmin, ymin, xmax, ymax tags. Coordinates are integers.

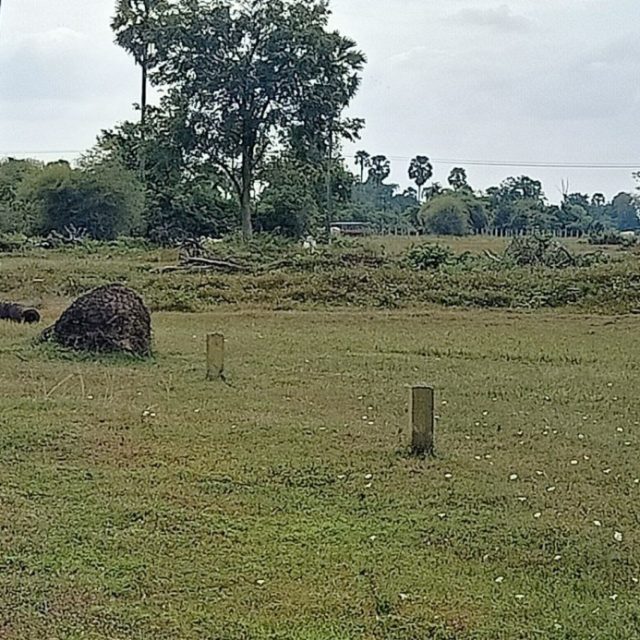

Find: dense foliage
<box><xmin>1</xmin><ymin>0</ymin><xmax>639</xmax><ymax>242</ymax></box>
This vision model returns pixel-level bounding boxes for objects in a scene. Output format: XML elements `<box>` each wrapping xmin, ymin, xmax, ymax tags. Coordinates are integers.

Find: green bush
<box><xmin>21</xmin><ymin>160</ymin><xmax>144</xmax><ymax>241</ymax></box>
<box><xmin>421</xmin><ymin>195</ymin><xmax>470</xmax><ymax>236</ymax></box>
<box><xmin>403</xmin><ymin>243</ymin><xmax>456</xmax><ymax>270</ymax></box>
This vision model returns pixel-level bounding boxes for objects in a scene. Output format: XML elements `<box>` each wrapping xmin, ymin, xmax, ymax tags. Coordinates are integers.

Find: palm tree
<box><xmin>368</xmin><ymin>155</ymin><xmax>391</xmax><ymax>185</ymax></box>
<box><xmin>112</xmin><ymin>0</ymin><xmax>159</xmax><ymax>129</ymax></box>
<box><xmin>408</xmin><ymin>155</ymin><xmax>433</xmax><ymax>201</ymax></box>
<box><xmin>354</xmin><ymin>150</ymin><xmax>371</xmax><ymax>183</ymax></box>
<box><xmin>448</xmin><ymin>167</ymin><xmax>469</xmax><ymax>191</ymax></box>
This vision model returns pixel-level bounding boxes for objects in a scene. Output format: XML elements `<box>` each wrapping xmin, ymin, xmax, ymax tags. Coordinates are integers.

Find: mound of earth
<box><xmin>42</xmin><ymin>285</ymin><xmax>151</xmax><ymax>356</ymax></box>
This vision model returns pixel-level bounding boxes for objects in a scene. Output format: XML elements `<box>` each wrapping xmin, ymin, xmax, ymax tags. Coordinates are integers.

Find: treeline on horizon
<box><xmin>1</xmin><ymin>0</ymin><xmax>639</xmax><ymax>244</ymax></box>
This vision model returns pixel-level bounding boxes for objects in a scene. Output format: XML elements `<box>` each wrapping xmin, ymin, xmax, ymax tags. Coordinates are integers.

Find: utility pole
<box><xmin>325</xmin><ymin>120</ymin><xmax>334</xmax><ymax>239</ymax></box>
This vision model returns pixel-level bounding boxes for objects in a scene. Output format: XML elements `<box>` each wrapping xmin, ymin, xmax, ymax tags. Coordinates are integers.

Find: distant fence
<box><xmin>375</xmin><ymin>227</ymin><xmax>586</xmax><ymax>238</ymax></box>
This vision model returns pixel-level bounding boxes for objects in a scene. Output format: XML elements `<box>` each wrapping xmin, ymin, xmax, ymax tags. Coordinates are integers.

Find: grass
<box><xmin>1</xmin><ymin>306</ymin><xmax>639</xmax><ymax>639</ymax></box>
<box><xmin>362</xmin><ymin>235</ymin><xmax>614</xmax><ymax>256</ymax></box>
<box><xmin>0</xmin><ymin>240</ymin><xmax>639</xmax><ymax>314</ymax></box>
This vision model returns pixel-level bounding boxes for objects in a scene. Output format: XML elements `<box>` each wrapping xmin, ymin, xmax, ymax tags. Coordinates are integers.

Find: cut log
<box><xmin>0</xmin><ymin>303</ymin><xmax>41</xmax><ymax>324</ymax></box>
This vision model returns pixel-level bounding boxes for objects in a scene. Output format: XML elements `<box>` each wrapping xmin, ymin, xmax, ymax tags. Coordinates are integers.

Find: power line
<box><xmin>2</xmin><ymin>149</ymin><xmax>639</xmax><ymax>171</ymax></box>
<box><xmin>343</xmin><ymin>155</ymin><xmax>640</xmax><ymax>170</ymax></box>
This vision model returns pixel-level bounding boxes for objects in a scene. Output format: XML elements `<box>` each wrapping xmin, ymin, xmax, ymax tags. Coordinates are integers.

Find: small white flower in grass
<box><xmin>552</xmin><ymin>430</ymin><xmax>558</xmax><ymax>435</ymax></box>
<box><xmin>554</xmin><ymin>555</ymin><xmax>562</xmax><ymax>561</ymax></box>
<box><xmin>364</xmin><ymin>482</ymin><xmax>373</xmax><ymax>489</ymax></box>
<box><xmin>543</xmin><ymin>430</ymin><xmax>549</xmax><ymax>436</ymax></box>
<box><xmin>362</xmin><ymin>416</ymin><xmax>368</xmax><ymax>421</ymax></box>
<box><xmin>87</xmin><ymin>395</ymin><xmax>94</xmax><ymax>400</ymax></box>
<box><xmin>150</xmin><ymin>412</ymin><xmax>157</xmax><ymax>418</ymax></box>
<box><xmin>474</xmin><ymin>456</ymin><xmax>481</xmax><ymax>461</ymax></box>
<box><xmin>610</xmin><ymin>594</ymin><xmax>618</xmax><ymax>601</ymax></box>
<box><xmin>194</xmin><ymin>409</ymin><xmax>200</xmax><ymax>414</ymax></box>
<box><xmin>399</xmin><ymin>593</ymin><xmax>409</xmax><ymax>601</ymax></box>
<box><xmin>608</xmin><ymin>383</ymin><xmax>614</xmax><ymax>388</ymax></box>
<box><xmin>364</xmin><ymin>474</ymin><xmax>373</xmax><ymax>480</ymax></box>
<box><xmin>617</xmin><ymin>428</ymin><xmax>624</xmax><ymax>433</ymax></box>
<box><xmin>256</xmin><ymin>580</ymin><xmax>265</xmax><ymax>586</ymax></box>
<box><xmin>518</xmin><ymin>497</ymin><xmax>527</xmax><ymax>503</ymax></box>
<box><xmin>495</xmin><ymin>576</ymin><xmax>504</xmax><ymax>584</ymax></box>
<box><xmin>369</xmin><ymin>535</ymin><xmax>377</xmax><ymax>542</ymax></box>
<box><xmin>482</xmin><ymin>411</ymin><xmax>489</xmax><ymax>417</ymax></box>
<box><xmin>554</xmin><ymin>624</ymin><xmax>562</xmax><ymax>631</ymax></box>
<box><xmin>515</xmin><ymin>594</ymin><xmax>525</xmax><ymax>601</ymax></box>
<box><xmin>547</xmin><ymin>486</ymin><xmax>556</xmax><ymax>492</ymax></box>
<box><xmin>142</xmin><ymin>410</ymin><xmax>150</xmax><ymax>417</ymax></box>
<box><xmin>442</xmin><ymin>400</ymin><xmax>448</xmax><ymax>406</ymax></box>
<box><xmin>571</xmin><ymin>460</ymin><xmax>578</xmax><ymax>466</ymax></box>
<box><xmin>438</xmin><ymin>513</ymin><xmax>447</xmax><ymax>520</ymax></box>
<box><xmin>603</xmin><ymin>469</ymin><xmax>612</xmax><ymax>475</ymax></box>
<box><xmin>536</xmin><ymin>471</ymin><xmax>544</xmax><ymax>476</ymax></box>
<box><xmin>593</xmin><ymin>520</ymin><xmax>602</xmax><ymax>527</ymax></box>
<box><xmin>367</xmin><ymin>421</ymin><xmax>374</xmax><ymax>426</ymax></box>
<box><xmin>624</xmin><ymin>442</ymin><xmax>631</xmax><ymax>446</ymax></box>
<box><xmin>635</xmin><ymin>479</ymin><xmax>640</xmax><ymax>485</ymax></box>
<box><xmin>534</xmin><ymin>512</ymin><xmax>542</xmax><ymax>519</ymax></box>
<box><xmin>632</xmin><ymin>578</ymin><xmax>639</xmax><ymax>585</ymax></box>
<box><xmin>584</xmin><ymin>455</ymin><xmax>591</xmax><ymax>461</ymax></box>
<box><xmin>614</xmin><ymin>531</ymin><xmax>623</xmax><ymax>543</ymax></box>
<box><xmin>509</xmin><ymin>474</ymin><xmax>518</xmax><ymax>481</ymax></box>
<box><xmin>578</xmin><ymin>434</ymin><xmax>585</xmax><ymax>440</ymax></box>
<box><xmin>444</xmin><ymin>473</ymin><xmax>453</xmax><ymax>480</ymax></box>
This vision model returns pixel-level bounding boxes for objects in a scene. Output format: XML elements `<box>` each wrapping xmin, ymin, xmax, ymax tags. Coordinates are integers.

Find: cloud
<box><xmin>453</xmin><ymin>4</ymin><xmax>534</xmax><ymax>32</ymax></box>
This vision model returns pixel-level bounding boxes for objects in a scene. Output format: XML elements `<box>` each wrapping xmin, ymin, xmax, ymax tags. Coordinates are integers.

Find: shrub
<box><xmin>403</xmin><ymin>243</ymin><xmax>456</xmax><ymax>270</ymax></box>
<box><xmin>21</xmin><ymin>160</ymin><xmax>144</xmax><ymax>241</ymax></box>
<box><xmin>421</xmin><ymin>195</ymin><xmax>470</xmax><ymax>236</ymax></box>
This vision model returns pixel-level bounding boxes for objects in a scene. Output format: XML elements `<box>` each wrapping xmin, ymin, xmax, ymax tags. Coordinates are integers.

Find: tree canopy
<box><xmin>130</xmin><ymin>0</ymin><xmax>366</xmax><ymax>240</ymax></box>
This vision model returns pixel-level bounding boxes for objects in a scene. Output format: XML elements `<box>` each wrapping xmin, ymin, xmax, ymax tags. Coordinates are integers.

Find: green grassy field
<box><xmin>1</xmin><ymin>305</ymin><xmax>639</xmax><ymax>639</ymax></box>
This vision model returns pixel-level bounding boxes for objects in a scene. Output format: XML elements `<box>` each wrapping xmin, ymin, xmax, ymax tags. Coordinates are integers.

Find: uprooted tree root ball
<box><xmin>41</xmin><ymin>285</ymin><xmax>152</xmax><ymax>357</ymax></box>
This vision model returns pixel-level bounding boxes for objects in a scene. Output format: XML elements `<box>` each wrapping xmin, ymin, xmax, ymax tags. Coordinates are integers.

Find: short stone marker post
<box><xmin>410</xmin><ymin>385</ymin><xmax>435</xmax><ymax>456</ymax></box>
<box><xmin>207</xmin><ymin>333</ymin><xmax>225</xmax><ymax>380</ymax></box>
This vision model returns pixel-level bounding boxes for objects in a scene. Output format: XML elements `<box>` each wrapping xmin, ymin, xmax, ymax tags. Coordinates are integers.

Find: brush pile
<box><xmin>41</xmin><ymin>285</ymin><xmax>151</xmax><ymax>356</ymax></box>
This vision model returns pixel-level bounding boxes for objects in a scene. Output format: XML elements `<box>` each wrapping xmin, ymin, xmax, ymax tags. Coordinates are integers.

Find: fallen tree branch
<box><xmin>183</xmin><ymin>257</ymin><xmax>249</xmax><ymax>272</ymax></box>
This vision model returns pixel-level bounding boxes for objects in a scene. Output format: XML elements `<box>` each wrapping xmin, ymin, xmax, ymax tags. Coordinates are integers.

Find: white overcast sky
<box><xmin>1</xmin><ymin>0</ymin><xmax>639</xmax><ymax>202</ymax></box>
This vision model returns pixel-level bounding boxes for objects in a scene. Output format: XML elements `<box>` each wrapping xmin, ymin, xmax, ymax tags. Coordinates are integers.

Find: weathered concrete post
<box><xmin>411</xmin><ymin>385</ymin><xmax>435</xmax><ymax>455</ymax></box>
<box><xmin>207</xmin><ymin>333</ymin><xmax>225</xmax><ymax>380</ymax></box>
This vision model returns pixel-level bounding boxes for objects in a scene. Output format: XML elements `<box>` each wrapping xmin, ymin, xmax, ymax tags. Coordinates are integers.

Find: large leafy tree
<box><xmin>141</xmin><ymin>0</ymin><xmax>365</xmax><ymax>240</ymax></box>
<box><xmin>94</xmin><ymin>108</ymin><xmax>239</xmax><ymax>242</ymax></box>
<box><xmin>408</xmin><ymin>155</ymin><xmax>433</xmax><ymax>200</ymax></box>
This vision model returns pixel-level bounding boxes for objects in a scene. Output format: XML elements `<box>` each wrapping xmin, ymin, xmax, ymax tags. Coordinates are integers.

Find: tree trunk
<box><xmin>241</xmin><ymin>146</ymin><xmax>253</xmax><ymax>241</ymax></box>
<box><xmin>141</xmin><ymin>59</ymin><xmax>148</xmax><ymax>127</ymax></box>
<box><xmin>139</xmin><ymin>58</ymin><xmax>148</xmax><ymax>179</ymax></box>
